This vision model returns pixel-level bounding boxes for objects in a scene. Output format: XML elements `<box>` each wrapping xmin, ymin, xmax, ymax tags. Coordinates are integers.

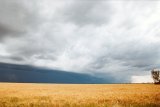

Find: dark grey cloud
<box><xmin>0</xmin><ymin>62</ymin><xmax>108</xmax><ymax>83</ymax></box>
<box><xmin>0</xmin><ymin>0</ymin><xmax>41</xmax><ymax>41</ymax></box>
<box><xmin>86</xmin><ymin>41</ymin><xmax>160</xmax><ymax>81</ymax></box>
<box><xmin>0</xmin><ymin>0</ymin><xmax>45</xmax><ymax>62</ymax></box>
<box><xmin>0</xmin><ymin>0</ymin><xmax>160</xmax><ymax>83</ymax></box>
<box><xmin>0</xmin><ymin>24</ymin><xmax>14</xmax><ymax>38</ymax></box>
<box><xmin>62</xmin><ymin>0</ymin><xmax>111</xmax><ymax>26</ymax></box>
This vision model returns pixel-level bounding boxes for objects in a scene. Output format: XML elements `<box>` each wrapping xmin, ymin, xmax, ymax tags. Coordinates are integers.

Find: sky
<box><xmin>0</xmin><ymin>0</ymin><xmax>160</xmax><ymax>83</ymax></box>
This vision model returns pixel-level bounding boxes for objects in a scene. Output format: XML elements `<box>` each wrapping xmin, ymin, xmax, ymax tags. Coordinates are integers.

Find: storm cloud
<box><xmin>0</xmin><ymin>0</ymin><xmax>160</xmax><ymax>83</ymax></box>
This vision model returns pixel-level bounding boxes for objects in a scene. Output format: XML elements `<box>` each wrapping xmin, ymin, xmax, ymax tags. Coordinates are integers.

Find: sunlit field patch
<box><xmin>0</xmin><ymin>83</ymin><xmax>159</xmax><ymax>107</ymax></box>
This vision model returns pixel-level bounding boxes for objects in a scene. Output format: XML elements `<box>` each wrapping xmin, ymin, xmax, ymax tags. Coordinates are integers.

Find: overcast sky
<box><xmin>0</xmin><ymin>0</ymin><xmax>160</xmax><ymax>83</ymax></box>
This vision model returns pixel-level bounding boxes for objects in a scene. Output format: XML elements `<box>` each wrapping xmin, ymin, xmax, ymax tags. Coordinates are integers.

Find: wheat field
<box><xmin>0</xmin><ymin>83</ymin><xmax>159</xmax><ymax>107</ymax></box>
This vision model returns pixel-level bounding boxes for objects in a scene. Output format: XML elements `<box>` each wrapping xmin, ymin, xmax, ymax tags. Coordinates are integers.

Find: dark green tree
<box><xmin>151</xmin><ymin>70</ymin><xmax>160</xmax><ymax>84</ymax></box>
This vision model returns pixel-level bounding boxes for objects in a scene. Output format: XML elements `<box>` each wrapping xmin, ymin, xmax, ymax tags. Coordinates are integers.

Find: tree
<box><xmin>151</xmin><ymin>69</ymin><xmax>160</xmax><ymax>84</ymax></box>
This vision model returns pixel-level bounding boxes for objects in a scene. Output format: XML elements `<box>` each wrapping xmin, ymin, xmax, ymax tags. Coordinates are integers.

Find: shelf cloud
<box><xmin>0</xmin><ymin>0</ymin><xmax>160</xmax><ymax>83</ymax></box>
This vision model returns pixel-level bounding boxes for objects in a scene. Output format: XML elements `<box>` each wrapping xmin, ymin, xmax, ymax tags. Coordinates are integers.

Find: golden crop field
<box><xmin>0</xmin><ymin>83</ymin><xmax>159</xmax><ymax>107</ymax></box>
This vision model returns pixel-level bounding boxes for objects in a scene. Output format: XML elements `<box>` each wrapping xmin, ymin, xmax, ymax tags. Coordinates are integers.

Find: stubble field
<box><xmin>0</xmin><ymin>83</ymin><xmax>159</xmax><ymax>107</ymax></box>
